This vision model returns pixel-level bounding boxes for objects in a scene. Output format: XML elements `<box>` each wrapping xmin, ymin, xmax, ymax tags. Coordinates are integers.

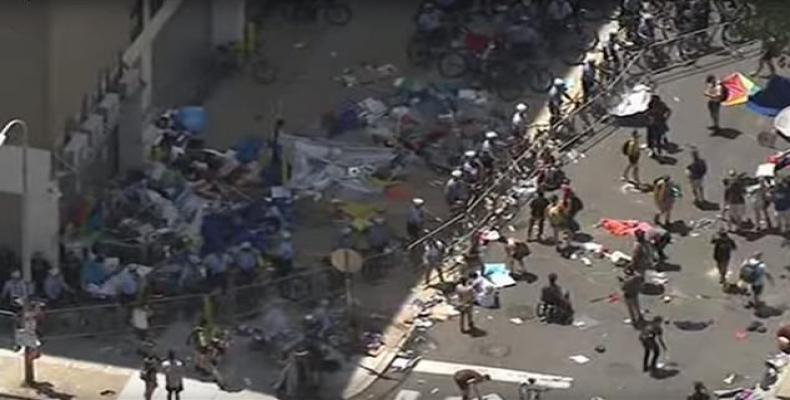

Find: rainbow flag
<box><xmin>722</xmin><ymin>72</ymin><xmax>760</xmax><ymax>106</ymax></box>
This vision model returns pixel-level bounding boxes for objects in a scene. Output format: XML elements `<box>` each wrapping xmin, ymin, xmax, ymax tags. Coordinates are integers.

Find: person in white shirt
<box><xmin>511</xmin><ymin>103</ymin><xmax>529</xmax><ymax>135</ymax></box>
<box><xmin>161</xmin><ymin>350</ymin><xmax>185</xmax><ymax>400</ymax></box>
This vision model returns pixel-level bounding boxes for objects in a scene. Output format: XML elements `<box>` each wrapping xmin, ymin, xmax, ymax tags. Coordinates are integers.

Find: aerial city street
<box><xmin>1</xmin><ymin>0</ymin><xmax>790</xmax><ymax>399</ymax></box>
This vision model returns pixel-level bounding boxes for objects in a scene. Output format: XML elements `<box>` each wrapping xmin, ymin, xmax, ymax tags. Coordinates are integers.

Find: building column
<box><xmin>210</xmin><ymin>0</ymin><xmax>245</xmax><ymax>47</ymax></box>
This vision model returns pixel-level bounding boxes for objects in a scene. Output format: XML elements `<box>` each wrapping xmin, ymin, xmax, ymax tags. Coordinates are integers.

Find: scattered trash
<box><xmin>509</xmin><ymin>317</ymin><xmax>524</xmax><ymax>325</ymax></box>
<box><xmin>293</xmin><ymin>42</ymin><xmax>307</xmax><ymax>49</ymax></box>
<box><xmin>430</xmin><ymin>388</ymin><xmax>440</xmax><ymax>395</ymax></box>
<box><xmin>569</xmin><ymin>355</ymin><xmax>591</xmax><ymax>364</ymax></box>
<box><xmin>573</xmin><ymin>315</ymin><xmax>601</xmax><ymax>330</ymax></box>
<box><xmin>581</xmin><ymin>257</ymin><xmax>592</xmax><ymax>266</ymax></box>
<box><xmin>735</xmin><ymin>331</ymin><xmax>749</xmax><ymax>341</ymax></box>
<box><xmin>594</xmin><ymin>345</ymin><xmax>606</xmax><ymax>353</ymax></box>
<box><xmin>723</xmin><ymin>373</ymin><xmax>743</xmax><ymax>385</ymax></box>
<box><xmin>624</xmin><ymin>318</ymin><xmax>632</xmax><ymax>325</ymax></box>
<box><xmin>746</xmin><ymin>321</ymin><xmax>765</xmax><ymax>332</ymax></box>
<box><xmin>662</xmin><ymin>295</ymin><xmax>672</xmax><ymax>303</ymax></box>
<box><xmin>391</xmin><ymin>356</ymin><xmax>421</xmax><ymax>372</ymax></box>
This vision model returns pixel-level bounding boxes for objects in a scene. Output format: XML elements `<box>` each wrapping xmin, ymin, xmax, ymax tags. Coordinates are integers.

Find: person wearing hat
<box><xmin>407</xmin><ymin>198</ymin><xmax>427</xmax><ymax>241</ymax></box>
<box><xmin>740</xmin><ymin>252</ymin><xmax>767</xmax><ymax>306</ymax></box>
<box><xmin>335</xmin><ymin>225</ymin><xmax>355</xmax><ymax>250</ymax></box>
<box><xmin>445</xmin><ymin>170</ymin><xmax>468</xmax><ymax>210</ymax></box>
<box><xmin>711</xmin><ymin>229</ymin><xmax>737</xmax><ymax>285</ymax></box>
<box><xmin>704</xmin><ymin>75</ymin><xmax>726</xmax><ymax>132</ymax></box>
<box><xmin>422</xmin><ymin>239</ymin><xmax>445</xmax><ymax>285</ymax></box>
<box><xmin>235</xmin><ymin>242</ymin><xmax>261</xmax><ymax>282</ymax></box>
<box><xmin>1</xmin><ymin>270</ymin><xmax>32</xmax><ymax>308</ymax></box>
<box><xmin>548</xmin><ymin>78</ymin><xmax>573</xmax><ymax>123</ymax></box>
<box><xmin>43</xmin><ymin>267</ymin><xmax>74</xmax><ymax>305</ymax></box>
<box><xmin>653</xmin><ymin>175</ymin><xmax>677</xmax><ymax>226</ymax></box>
<box><xmin>502</xmin><ymin>236</ymin><xmax>530</xmax><ymax>276</ymax></box>
<box><xmin>367</xmin><ymin>216</ymin><xmax>390</xmax><ymax>256</ymax></box>
<box><xmin>511</xmin><ymin>103</ymin><xmax>529</xmax><ymax>137</ymax></box>
<box><xmin>479</xmin><ymin>131</ymin><xmax>499</xmax><ymax>175</ymax></box>
<box><xmin>461</xmin><ymin>150</ymin><xmax>481</xmax><ymax>184</ymax></box>
<box><xmin>453</xmin><ymin>368</ymin><xmax>491</xmax><ymax>400</ymax></box>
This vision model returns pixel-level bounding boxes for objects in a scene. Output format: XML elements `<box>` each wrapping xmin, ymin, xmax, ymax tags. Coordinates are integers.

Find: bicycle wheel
<box><xmin>251</xmin><ymin>57</ymin><xmax>278</xmax><ymax>84</ymax></box>
<box><xmin>525</xmin><ymin>65</ymin><xmax>553</xmax><ymax>93</ymax></box>
<box><xmin>323</xmin><ymin>3</ymin><xmax>352</xmax><ymax>26</ymax></box>
<box><xmin>437</xmin><ymin>51</ymin><xmax>469</xmax><ymax>78</ymax></box>
<box><xmin>721</xmin><ymin>22</ymin><xmax>749</xmax><ymax>47</ymax></box>
<box><xmin>407</xmin><ymin>36</ymin><xmax>431</xmax><ymax>65</ymax></box>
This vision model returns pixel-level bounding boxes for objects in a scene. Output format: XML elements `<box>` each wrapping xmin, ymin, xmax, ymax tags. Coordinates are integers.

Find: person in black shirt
<box><xmin>724</xmin><ymin>170</ymin><xmax>747</xmax><ymax>231</ymax></box>
<box><xmin>711</xmin><ymin>230</ymin><xmax>737</xmax><ymax>284</ymax></box>
<box><xmin>527</xmin><ymin>190</ymin><xmax>550</xmax><ymax>242</ymax></box>
<box><xmin>640</xmin><ymin>315</ymin><xmax>667</xmax><ymax>373</ymax></box>
<box><xmin>646</xmin><ymin>95</ymin><xmax>671</xmax><ymax>157</ymax></box>
<box><xmin>752</xmin><ymin>36</ymin><xmax>781</xmax><ymax>77</ymax></box>
<box><xmin>687</xmin><ymin>382</ymin><xmax>711</xmax><ymax>400</ymax></box>
<box><xmin>539</xmin><ymin>273</ymin><xmax>573</xmax><ymax>324</ymax></box>
<box><xmin>686</xmin><ymin>148</ymin><xmax>707</xmax><ymax>204</ymax></box>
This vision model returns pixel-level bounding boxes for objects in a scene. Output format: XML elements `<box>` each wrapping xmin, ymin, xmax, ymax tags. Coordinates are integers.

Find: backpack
<box><xmin>622</xmin><ymin>140</ymin><xmax>631</xmax><ymax>156</ymax></box>
<box><xmin>740</xmin><ymin>263</ymin><xmax>758</xmax><ymax>283</ymax></box>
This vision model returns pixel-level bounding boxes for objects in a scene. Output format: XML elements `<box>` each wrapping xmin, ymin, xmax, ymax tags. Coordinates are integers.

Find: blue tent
<box><xmin>747</xmin><ymin>75</ymin><xmax>790</xmax><ymax>117</ymax></box>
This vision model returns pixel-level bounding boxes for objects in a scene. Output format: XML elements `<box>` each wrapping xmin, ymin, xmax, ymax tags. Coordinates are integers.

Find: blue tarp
<box><xmin>747</xmin><ymin>75</ymin><xmax>790</xmax><ymax>117</ymax></box>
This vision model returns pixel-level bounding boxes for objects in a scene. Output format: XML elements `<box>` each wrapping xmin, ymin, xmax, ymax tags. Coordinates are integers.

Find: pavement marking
<box><xmin>412</xmin><ymin>359</ymin><xmax>573</xmax><ymax>389</ymax></box>
<box><xmin>394</xmin><ymin>389</ymin><xmax>421</xmax><ymax>400</ymax></box>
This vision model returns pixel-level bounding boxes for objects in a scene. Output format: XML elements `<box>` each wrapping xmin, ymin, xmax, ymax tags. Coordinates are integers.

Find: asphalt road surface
<box><xmin>359</xmin><ymin>51</ymin><xmax>790</xmax><ymax>400</ymax></box>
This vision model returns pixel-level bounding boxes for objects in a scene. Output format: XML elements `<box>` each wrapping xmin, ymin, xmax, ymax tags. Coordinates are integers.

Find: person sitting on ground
<box><xmin>453</xmin><ymin>369</ymin><xmax>491</xmax><ymax>400</ymax></box>
<box><xmin>538</xmin><ymin>273</ymin><xmax>573</xmax><ymax>324</ymax></box>
<box><xmin>43</xmin><ymin>268</ymin><xmax>74</xmax><ymax>305</ymax></box>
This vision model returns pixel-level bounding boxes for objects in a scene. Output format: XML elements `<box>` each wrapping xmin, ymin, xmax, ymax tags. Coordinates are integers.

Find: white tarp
<box><xmin>774</xmin><ymin>106</ymin><xmax>790</xmax><ymax>139</ymax></box>
<box><xmin>280</xmin><ymin>134</ymin><xmax>397</xmax><ymax>199</ymax></box>
<box><xmin>610</xmin><ymin>84</ymin><xmax>653</xmax><ymax>117</ymax></box>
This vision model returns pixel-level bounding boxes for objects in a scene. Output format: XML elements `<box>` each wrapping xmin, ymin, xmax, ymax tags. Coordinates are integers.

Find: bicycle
<box><xmin>279</xmin><ymin>0</ymin><xmax>353</xmax><ymax>26</ymax></box>
<box><xmin>437</xmin><ymin>37</ymin><xmax>524</xmax><ymax>101</ymax></box>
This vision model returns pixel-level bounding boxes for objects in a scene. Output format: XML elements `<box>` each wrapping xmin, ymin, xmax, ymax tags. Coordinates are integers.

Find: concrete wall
<box><xmin>0</xmin><ymin>1</ymin><xmax>50</xmax><ymax>149</ymax></box>
<box><xmin>211</xmin><ymin>0</ymin><xmax>245</xmax><ymax>46</ymax></box>
<box><xmin>0</xmin><ymin>146</ymin><xmax>60</xmax><ymax>267</ymax></box>
<box><xmin>46</xmin><ymin>0</ymin><xmax>132</xmax><ymax>149</ymax></box>
<box><xmin>151</xmin><ymin>0</ymin><xmax>211</xmax><ymax>109</ymax></box>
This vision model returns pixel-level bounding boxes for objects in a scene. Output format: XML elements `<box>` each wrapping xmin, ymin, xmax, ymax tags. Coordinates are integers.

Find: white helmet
<box><xmin>412</xmin><ymin>197</ymin><xmax>425</xmax><ymax>206</ymax></box>
<box><xmin>464</xmin><ymin>150</ymin><xmax>477</xmax><ymax>158</ymax></box>
<box><xmin>553</xmin><ymin>78</ymin><xmax>565</xmax><ymax>87</ymax></box>
<box><xmin>485</xmin><ymin>131</ymin><xmax>498</xmax><ymax>139</ymax></box>
<box><xmin>516</xmin><ymin>103</ymin><xmax>528</xmax><ymax>112</ymax></box>
<box><xmin>451</xmin><ymin>170</ymin><xmax>463</xmax><ymax>178</ymax></box>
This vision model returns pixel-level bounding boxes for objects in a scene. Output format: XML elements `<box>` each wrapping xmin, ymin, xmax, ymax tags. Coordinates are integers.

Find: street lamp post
<box><xmin>0</xmin><ymin>119</ymin><xmax>33</xmax><ymax>385</ymax></box>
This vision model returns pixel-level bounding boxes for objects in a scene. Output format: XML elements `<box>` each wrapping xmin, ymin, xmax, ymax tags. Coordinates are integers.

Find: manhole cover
<box><xmin>480</xmin><ymin>343</ymin><xmax>511</xmax><ymax>358</ymax></box>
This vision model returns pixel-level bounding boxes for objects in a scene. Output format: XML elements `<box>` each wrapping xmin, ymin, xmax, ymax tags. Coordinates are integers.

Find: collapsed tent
<box><xmin>609</xmin><ymin>84</ymin><xmax>653</xmax><ymax>127</ymax></box>
<box><xmin>280</xmin><ymin>134</ymin><xmax>399</xmax><ymax>200</ymax></box>
<box><xmin>747</xmin><ymin>75</ymin><xmax>790</xmax><ymax>117</ymax></box>
<box><xmin>722</xmin><ymin>72</ymin><xmax>760</xmax><ymax>106</ymax></box>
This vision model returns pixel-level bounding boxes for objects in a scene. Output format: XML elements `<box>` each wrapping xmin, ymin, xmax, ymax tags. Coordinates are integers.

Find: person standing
<box><xmin>740</xmin><ymin>252</ymin><xmax>767</xmax><ymax>306</ymax></box>
<box><xmin>502</xmin><ymin>237</ymin><xmax>531</xmax><ymax>276</ymax></box>
<box><xmin>773</xmin><ymin>180</ymin><xmax>790</xmax><ymax>236</ymax></box>
<box><xmin>453</xmin><ymin>369</ymin><xmax>491</xmax><ymax>400</ymax></box>
<box><xmin>581</xmin><ymin>59</ymin><xmax>598</xmax><ymax>103</ymax></box>
<box><xmin>161</xmin><ymin>350</ymin><xmax>185</xmax><ymax>400</ymax></box>
<box><xmin>747</xmin><ymin>178</ymin><xmax>773</xmax><ymax>231</ymax></box>
<box><xmin>686</xmin><ymin>148</ymin><xmax>707</xmax><ymax>204</ymax></box>
<box><xmin>621</xmin><ymin>130</ymin><xmax>642</xmax><ymax>185</ymax></box>
<box><xmin>640</xmin><ymin>316</ymin><xmax>667</xmax><ymax>373</ymax></box>
<box><xmin>724</xmin><ymin>170</ymin><xmax>747</xmax><ymax>231</ymax></box>
<box><xmin>751</xmin><ymin>36</ymin><xmax>780</xmax><ymax>77</ymax></box>
<box><xmin>628</xmin><ymin>230</ymin><xmax>654</xmax><ymax>275</ymax></box>
<box><xmin>511</xmin><ymin>103</ymin><xmax>530</xmax><ymax>137</ymax></box>
<box><xmin>527</xmin><ymin>189</ymin><xmax>549</xmax><ymax>242</ymax></box>
<box><xmin>407</xmin><ymin>197</ymin><xmax>427</xmax><ymax>241</ymax></box>
<box><xmin>423</xmin><ymin>239</ymin><xmax>445</xmax><ymax>285</ymax></box>
<box><xmin>704</xmin><ymin>75</ymin><xmax>727</xmax><ymax>132</ymax></box>
<box><xmin>711</xmin><ymin>230</ymin><xmax>737</xmax><ymax>285</ymax></box>
<box><xmin>547</xmin><ymin>195</ymin><xmax>569</xmax><ymax>252</ymax></box>
<box><xmin>141</xmin><ymin>356</ymin><xmax>158</xmax><ymax>400</ymax></box>
<box><xmin>645</xmin><ymin>95</ymin><xmax>671</xmax><ymax>157</ymax></box>
<box><xmin>653</xmin><ymin>176</ymin><xmax>676</xmax><ymax>226</ymax></box>
<box><xmin>456</xmin><ymin>277</ymin><xmax>476</xmax><ymax>333</ymax></box>
<box><xmin>621</xmin><ymin>272</ymin><xmax>644</xmax><ymax>327</ymax></box>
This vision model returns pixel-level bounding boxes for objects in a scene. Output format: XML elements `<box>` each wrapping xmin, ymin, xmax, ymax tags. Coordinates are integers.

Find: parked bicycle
<box><xmin>437</xmin><ymin>36</ymin><xmax>524</xmax><ymax>101</ymax></box>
